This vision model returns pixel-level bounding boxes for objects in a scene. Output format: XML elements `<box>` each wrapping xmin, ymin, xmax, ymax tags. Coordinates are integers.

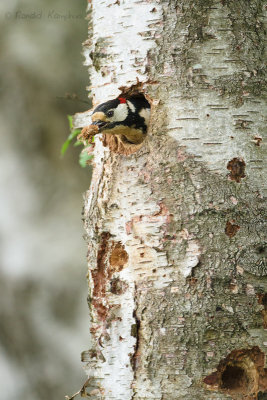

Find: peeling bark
<box><xmin>75</xmin><ymin>0</ymin><xmax>267</xmax><ymax>399</ymax></box>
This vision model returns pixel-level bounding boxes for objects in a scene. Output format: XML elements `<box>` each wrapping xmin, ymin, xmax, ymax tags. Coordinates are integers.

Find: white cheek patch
<box><xmin>127</xmin><ymin>100</ymin><xmax>136</xmax><ymax>113</ymax></box>
<box><xmin>139</xmin><ymin>107</ymin><xmax>150</xmax><ymax>126</ymax></box>
<box><xmin>112</xmin><ymin>103</ymin><xmax>128</xmax><ymax>122</ymax></box>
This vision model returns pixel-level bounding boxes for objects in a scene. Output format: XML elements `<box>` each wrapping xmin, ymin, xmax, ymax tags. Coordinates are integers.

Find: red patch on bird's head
<box><xmin>118</xmin><ymin>97</ymin><xmax>127</xmax><ymax>104</ymax></box>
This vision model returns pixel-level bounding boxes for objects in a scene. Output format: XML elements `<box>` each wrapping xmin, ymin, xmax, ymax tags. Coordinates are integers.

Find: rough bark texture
<box><xmin>75</xmin><ymin>0</ymin><xmax>267</xmax><ymax>399</ymax></box>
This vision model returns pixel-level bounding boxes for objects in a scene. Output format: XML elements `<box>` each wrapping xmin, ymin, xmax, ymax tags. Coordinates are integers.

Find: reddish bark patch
<box><xmin>91</xmin><ymin>232</ymin><xmax>111</xmax><ymax>320</ymax></box>
<box><xmin>225</xmin><ymin>220</ymin><xmax>240</xmax><ymax>237</ymax></box>
<box><xmin>125</xmin><ymin>216</ymin><xmax>143</xmax><ymax>235</ymax></box>
<box><xmin>126</xmin><ymin>202</ymin><xmax>172</xmax><ymax>241</ymax></box>
<box><xmin>109</xmin><ymin>242</ymin><xmax>129</xmax><ymax>273</ymax></box>
<box><xmin>227</xmin><ymin>157</ymin><xmax>246</xmax><ymax>182</ymax></box>
<box><xmin>203</xmin><ymin>347</ymin><xmax>267</xmax><ymax>399</ymax></box>
<box><xmin>177</xmin><ymin>148</ymin><xmax>188</xmax><ymax>162</ymax></box>
<box><xmin>203</xmin><ymin>371</ymin><xmax>219</xmax><ymax>386</ymax></box>
<box><xmin>154</xmin><ymin>202</ymin><xmax>173</xmax><ymax>224</ymax></box>
<box><xmin>91</xmin><ymin>236</ymin><xmax>129</xmax><ymax>320</ymax></box>
<box><xmin>125</xmin><ymin>221</ymin><xmax>132</xmax><ymax>235</ymax></box>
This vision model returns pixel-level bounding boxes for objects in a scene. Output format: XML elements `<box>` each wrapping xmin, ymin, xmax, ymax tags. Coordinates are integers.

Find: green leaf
<box><xmin>67</xmin><ymin>115</ymin><xmax>73</xmax><ymax>130</ymax></box>
<box><xmin>79</xmin><ymin>151</ymin><xmax>94</xmax><ymax>168</ymax></box>
<box><xmin>74</xmin><ymin>140</ymin><xmax>83</xmax><ymax>147</ymax></box>
<box><xmin>68</xmin><ymin>128</ymin><xmax>81</xmax><ymax>141</ymax></box>
<box><xmin>61</xmin><ymin>127</ymin><xmax>81</xmax><ymax>156</ymax></box>
<box><xmin>61</xmin><ymin>139</ymin><xmax>71</xmax><ymax>156</ymax></box>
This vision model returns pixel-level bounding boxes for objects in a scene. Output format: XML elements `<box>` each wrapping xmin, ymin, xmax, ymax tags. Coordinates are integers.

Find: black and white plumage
<box><xmin>91</xmin><ymin>96</ymin><xmax>150</xmax><ymax>144</ymax></box>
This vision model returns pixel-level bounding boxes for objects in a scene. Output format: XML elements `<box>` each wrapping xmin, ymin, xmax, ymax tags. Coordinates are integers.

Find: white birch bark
<box><xmin>74</xmin><ymin>1</ymin><xmax>266</xmax><ymax>399</ymax></box>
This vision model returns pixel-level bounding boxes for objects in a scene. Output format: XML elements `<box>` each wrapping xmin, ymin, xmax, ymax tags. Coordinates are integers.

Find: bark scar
<box><xmin>203</xmin><ymin>346</ymin><xmax>267</xmax><ymax>399</ymax></box>
<box><xmin>227</xmin><ymin>157</ymin><xmax>246</xmax><ymax>182</ymax></box>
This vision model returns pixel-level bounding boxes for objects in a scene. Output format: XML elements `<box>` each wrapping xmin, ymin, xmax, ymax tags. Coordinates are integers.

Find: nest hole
<box><xmin>221</xmin><ymin>365</ymin><xmax>248</xmax><ymax>392</ymax></box>
<box><xmin>204</xmin><ymin>347</ymin><xmax>265</xmax><ymax>398</ymax></box>
<box><xmin>118</xmin><ymin>80</ymin><xmax>151</xmax><ymax>103</ymax></box>
<box><xmin>102</xmin><ymin>82</ymin><xmax>152</xmax><ymax>156</ymax></box>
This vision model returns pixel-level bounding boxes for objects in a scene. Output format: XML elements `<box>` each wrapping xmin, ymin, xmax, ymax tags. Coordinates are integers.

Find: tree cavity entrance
<box><xmin>221</xmin><ymin>364</ymin><xmax>248</xmax><ymax>392</ymax></box>
<box><xmin>102</xmin><ymin>82</ymin><xmax>152</xmax><ymax>155</ymax></box>
<box><xmin>203</xmin><ymin>347</ymin><xmax>267</xmax><ymax>399</ymax></box>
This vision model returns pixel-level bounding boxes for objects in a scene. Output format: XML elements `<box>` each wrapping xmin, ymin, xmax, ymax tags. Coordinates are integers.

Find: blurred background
<box><xmin>0</xmin><ymin>0</ymin><xmax>91</xmax><ymax>399</ymax></box>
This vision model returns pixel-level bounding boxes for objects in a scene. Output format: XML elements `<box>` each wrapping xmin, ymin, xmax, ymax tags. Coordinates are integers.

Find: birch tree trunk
<box><xmin>75</xmin><ymin>1</ymin><xmax>267</xmax><ymax>399</ymax></box>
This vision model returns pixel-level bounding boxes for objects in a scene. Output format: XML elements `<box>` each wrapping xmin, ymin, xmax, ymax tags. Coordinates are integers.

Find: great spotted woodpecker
<box><xmin>91</xmin><ymin>96</ymin><xmax>150</xmax><ymax>144</ymax></box>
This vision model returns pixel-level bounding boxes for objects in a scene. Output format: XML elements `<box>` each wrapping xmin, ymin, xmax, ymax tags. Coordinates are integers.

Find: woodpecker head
<box><xmin>91</xmin><ymin>96</ymin><xmax>150</xmax><ymax>140</ymax></box>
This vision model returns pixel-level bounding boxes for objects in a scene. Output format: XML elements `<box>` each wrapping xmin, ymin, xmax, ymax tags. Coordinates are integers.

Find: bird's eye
<box><xmin>107</xmin><ymin>110</ymin><xmax>114</xmax><ymax>117</ymax></box>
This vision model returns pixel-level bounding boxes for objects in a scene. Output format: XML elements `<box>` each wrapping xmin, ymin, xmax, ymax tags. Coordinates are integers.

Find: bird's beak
<box><xmin>91</xmin><ymin>111</ymin><xmax>108</xmax><ymax>131</ymax></box>
<box><xmin>91</xmin><ymin>120</ymin><xmax>108</xmax><ymax>130</ymax></box>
